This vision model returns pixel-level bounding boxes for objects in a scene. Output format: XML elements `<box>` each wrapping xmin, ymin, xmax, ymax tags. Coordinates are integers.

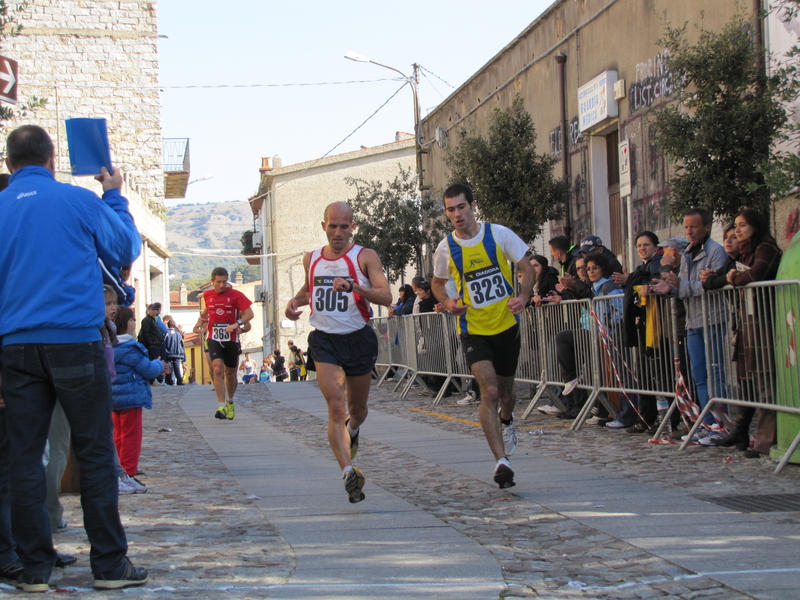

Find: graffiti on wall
<box><xmin>632</xmin><ymin>192</ymin><xmax>670</xmax><ymax>237</ymax></box>
<box><xmin>630</xmin><ymin>51</ymin><xmax>673</xmax><ymax>113</ymax></box>
<box><xmin>549</xmin><ymin>117</ymin><xmax>581</xmax><ymax>156</ymax></box>
<box><xmin>786</xmin><ymin>208</ymin><xmax>800</xmax><ymax>241</ymax></box>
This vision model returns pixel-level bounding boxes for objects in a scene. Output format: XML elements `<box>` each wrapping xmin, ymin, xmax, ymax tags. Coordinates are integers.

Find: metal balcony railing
<box><xmin>163</xmin><ymin>138</ymin><xmax>190</xmax><ymax>172</ymax></box>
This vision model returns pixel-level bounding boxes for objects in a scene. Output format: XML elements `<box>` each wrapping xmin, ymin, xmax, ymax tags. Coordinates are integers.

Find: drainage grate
<box><xmin>696</xmin><ymin>493</ymin><xmax>800</xmax><ymax>513</ymax></box>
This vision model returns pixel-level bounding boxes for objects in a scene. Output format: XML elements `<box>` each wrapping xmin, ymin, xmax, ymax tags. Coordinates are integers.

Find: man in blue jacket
<box><xmin>0</xmin><ymin>125</ymin><xmax>148</xmax><ymax>591</ymax></box>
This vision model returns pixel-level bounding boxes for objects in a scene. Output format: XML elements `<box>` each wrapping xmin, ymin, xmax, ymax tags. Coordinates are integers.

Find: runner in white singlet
<box><xmin>285</xmin><ymin>202</ymin><xmax>391</xmax><ymax>503</ymax></box>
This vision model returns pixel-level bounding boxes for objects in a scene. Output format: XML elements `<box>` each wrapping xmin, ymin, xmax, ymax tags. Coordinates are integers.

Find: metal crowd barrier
<box><xmin>679</xmin><ymin>280</ymin><xmax>800</xmax><ymax>474</ymax></box>
<box><xmin>520</xmin><ymin>299</ymin><xmax>596</xmax><ymax>420</ymax></box>
<box><xmin>368</xmin><ymin>280</ymin><xmax>800</xmax><ymax>475</ymax></box>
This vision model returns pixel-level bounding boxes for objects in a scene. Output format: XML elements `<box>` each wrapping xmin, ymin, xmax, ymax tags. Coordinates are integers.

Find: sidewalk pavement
<box><xmin>24</xmin><ymin>380</ymin><xmax>800</xmax><ymax>599</ymax></box>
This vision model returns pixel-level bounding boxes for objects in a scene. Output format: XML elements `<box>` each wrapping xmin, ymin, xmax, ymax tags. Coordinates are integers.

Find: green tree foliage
<box><xmin>651</xmin><ymin>14</ymin><xmax>790</xmax><ymax>220</ymax></box>
<box><xmin>169</xmin><ymin>259</ymin><xmax>260</xmax><ymax>291</ymax></box>
<box><xmin>347</xmin><ymin>166</ymin><xmax>448</xmax><ymax>284</ymax></box>
<box><xmin>444</xmin><ymin>95</ymin><xmax>568</xmax><ymax>243</ymax></box>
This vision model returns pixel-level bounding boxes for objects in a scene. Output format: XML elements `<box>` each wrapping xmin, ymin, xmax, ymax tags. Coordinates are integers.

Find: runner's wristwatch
<box><xmin>237</xmin><ymin>319</ymin><xmax>244</xmax><ymax>329</ymax></box>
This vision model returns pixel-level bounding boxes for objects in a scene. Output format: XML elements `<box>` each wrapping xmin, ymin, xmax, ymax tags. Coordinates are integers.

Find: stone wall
<box><xmin>257</xmin><ymin>140</ymin><xmax>416</xmax><ymax>353</ymax></box>
<box><xmin>3</xmin><ymin>0</ymin><xmax>164</xmax><ymax>213</ymax></box>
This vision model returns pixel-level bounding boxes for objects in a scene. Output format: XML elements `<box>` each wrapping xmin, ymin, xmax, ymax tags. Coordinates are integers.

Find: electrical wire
<box><xmin>161</xmin><ymin>78</ymin><xmax>405</xmax><ymax>89</ymax></box>
<box><xmin>269</xmin><ymin>82</ymin><xmax>411</xmax><ymax>193</ymax></box>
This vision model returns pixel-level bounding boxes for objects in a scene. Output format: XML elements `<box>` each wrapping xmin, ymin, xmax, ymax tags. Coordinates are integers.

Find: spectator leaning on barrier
<box><xmin>616</xmin><ymin>231</ymin><xmax>664</xmax><ymax>434</ymax></box>
<box><xmin>411</xmin><ymin>276</ymin><xmax>425</xmax><ymax>314</ymax></box>
<box><xmin>651</xmin><ymin>208</ymin><xmax>728</xmax><ymax>442</ymax></box>
<box><xmin>529</xmin><ymin>254</ymin><xmax>559</xmax><ymax>307</ymax></box>
<box><xmin>700</xmin><ymin>223</ymin><xmax>740</xmax><ymax>290</ymax></box>
<box><xmin>0</xmin><ymin>124</ymin><xmax>149</xmax><ymax>590</ymax></box>
<box><xmin>711</xmin><ymin>208</ymin><xmax>782</xmax><ymax>457</ymax></box>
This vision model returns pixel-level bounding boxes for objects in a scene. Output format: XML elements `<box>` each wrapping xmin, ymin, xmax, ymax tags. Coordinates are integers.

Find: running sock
<box><xmin>342</xmin><ymin>465</ymin><xmax>354</xmax><ymax>477</ymax></box>
<box><xmin>347</xmin><ymin>423</ymin><xmax>359</xmax><ymax>438</ymax></box>
<box><xmin>497</xmin><ymin>457</ymin><xmax>511</xmax><ymax>468</ymax></box>
<box><xmin>500</xmin><ymin>416</ymin><xmax>512</xmax><ymax>426</ymax></box>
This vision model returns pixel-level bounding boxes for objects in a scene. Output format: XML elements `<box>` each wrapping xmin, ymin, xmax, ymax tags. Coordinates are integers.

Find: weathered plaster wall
<box><xmin>260</xmin><ymin>141</ymin><xmax>415</xmax><ymax>353</ymax></box>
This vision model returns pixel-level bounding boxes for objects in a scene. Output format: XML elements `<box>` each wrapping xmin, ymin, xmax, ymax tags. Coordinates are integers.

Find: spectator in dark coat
<box><xmin>709</xmin><ymin>209</ymin><xmax>783</xmax><ymax>457</ymax></box>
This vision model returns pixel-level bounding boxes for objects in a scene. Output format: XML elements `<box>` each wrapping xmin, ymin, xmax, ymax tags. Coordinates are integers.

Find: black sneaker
<box><xmin>15</xmin><ymin>573</ymin><xmax>49</xmax><ymax>593</ymax></box>
<box><xmin>493</xmin><ymin>459</ymin><xmax>516</xmax><ymax>489</ymax></box>
<box><xmin>345</xmin><ymin>418</ymin><xmax>359</xmax><ymax>459</ymax></box>
<box><xmin>626</xmin><ymin>422</ymin><xmax>649</xmax><ymax>434</ymax></box>
<box><xmin>0</xmin><ymin>560</ymin><xmax>23</xmax><ymax>581</ymax></box>
<box><xmin>343</xmin><ymin>466</ymin><xmax>365</xmax><ymax>503</ymax></box>
<box><xmin>55</xmin><ymin>552</ymin><xmax>77</xmax><ymax>568</ymax></box>
<box><xmin>93</xmin><ymin>557</ymin><xmax>149</xmax><ymax>590</ymax></box>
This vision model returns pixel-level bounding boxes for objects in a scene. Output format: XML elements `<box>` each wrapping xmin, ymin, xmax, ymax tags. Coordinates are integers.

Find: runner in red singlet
<box><xmin>197</xmin><ymin>267</ymin><xmax>254</xmax><ymax>420</ymax></box>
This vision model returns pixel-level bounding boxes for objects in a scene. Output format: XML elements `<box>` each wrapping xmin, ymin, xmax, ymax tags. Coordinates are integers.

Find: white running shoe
<box><xmin>493</xmin><ymin>457</ymin><xmax>515</xmax><ymax>489</ymax></box>
<box><xmin>537</xmin><ymin>404</ymin><xmax>561</xmax><ymax>415</ymax></box>
<box><xmin>563</xmin><ymin>378</ymin><xmax>579</xmax><ymax>396</ymax></box>
<box><xmin>457</xmin><ymin>392</ymin><xmax>478</xmax><ymax>405</ymax></box>
<box><xmin>120</xmin><ymin>474</ymin><xmax>147</xmax><ymax>493</ymax></box>
<box><xmin>118</xmin><ymin>477</ymin><xmax>136</xmax><ymax>494</ymax></box>
<box><xmin>502</xmin><ymin>418</ymin><xmax>518</xmax><ymax>456</ymax></box>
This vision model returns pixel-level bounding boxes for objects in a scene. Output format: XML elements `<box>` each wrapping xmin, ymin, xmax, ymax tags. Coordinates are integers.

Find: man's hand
<box><xmin>95</xmin><ymin>166</ymin><xmax>123</xmax><ymax>192</ymax></box>
<box><xmin>648</xmin><ymin>279</ymin><xmax>672</xmax><ymax>295</ymax></box>
<box><xmin>611</xmin><ymin>271</ymin><xmax>628</xmax><ymax>285</ymax></box>
<box><xmin>662</xmin><ymin>272</ymin><xmax>681</xmax><ymax>287</ymax></box>
<box><xmin>699</xmin><ymin>267</ymin><xmax>714</xmax><ymax>283</ymax></box>
<box><xmin>446</xmin><ymin>297</ymin><xmax>468</xmax><ymax>316</ymax></box>
<box><xmin>559</xmin><ymin>274</ymin><xmax>577</xmax><ymax>289</ymax></box>
<box><xmin>285</xmin><ymin>297</ymin><xmax>303</xmax><ymax>321</ymax></box>
<box><xmin>225</xmin><ymin>323</ymin><xmax>239</xmax><ymax>334</ymax></box>
<box><xmin>507</xmin><ymin>295</ymin><xmax>526</xmax><ymax>315</ymax></box>
<box><xmin>332</xmin><ymin>277</ymin><xmax>352</xmax><ymax>293</ymax></box>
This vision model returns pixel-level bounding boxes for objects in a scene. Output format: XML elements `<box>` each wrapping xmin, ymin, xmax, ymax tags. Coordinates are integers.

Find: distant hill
<box><xmin>167</xmin><ymin>200</ymin><xmax>259</xmax><ymax>286</ymax></box>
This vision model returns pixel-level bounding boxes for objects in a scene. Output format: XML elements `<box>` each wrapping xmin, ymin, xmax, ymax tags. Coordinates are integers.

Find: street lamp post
<box><xmin>188</xmin><ymin>174</ymin><xmax>214</xmax><ymax>185</ymax></box>
<box><xmin>344</xmin><ymin>51</ymin><xmax>423</xmax><ymax>189</ymax></box>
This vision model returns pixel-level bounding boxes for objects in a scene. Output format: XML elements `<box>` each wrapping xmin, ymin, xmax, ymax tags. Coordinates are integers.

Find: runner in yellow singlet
<box><xmin>431</xmin><ymin>184</ymin><xmax>534</xmax><ymax>489</ymax></box>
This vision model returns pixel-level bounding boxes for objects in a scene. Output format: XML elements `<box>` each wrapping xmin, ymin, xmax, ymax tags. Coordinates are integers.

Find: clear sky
<box><xmin>158</xmin><ymin>0</ymin><xmax>554</xmax><ymax>206</ymax></box>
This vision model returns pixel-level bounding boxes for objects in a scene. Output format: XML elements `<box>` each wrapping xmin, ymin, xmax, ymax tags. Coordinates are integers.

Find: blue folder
<box><xmin>65</xmin><ymin>118</ymin><xmax>113</xmax><ymax>176</ymax></box>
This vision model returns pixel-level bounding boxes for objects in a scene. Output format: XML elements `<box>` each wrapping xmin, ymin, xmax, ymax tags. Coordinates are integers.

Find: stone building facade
<box><xmin>251</xmin><ymin>137</ymin><xmax>416</xmax><ymax>354</ymax></box>
<box><xmin>418</xmin><ymin>0</ymin><xmax>784</xmax><ymax>268</ymax></box>
<box><xmin>2</xmin><ymin>0</ymin><xmax>168</xmax><ymax>317</ymax></box>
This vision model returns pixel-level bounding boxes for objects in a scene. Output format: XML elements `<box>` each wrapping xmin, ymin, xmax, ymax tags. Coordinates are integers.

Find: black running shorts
<box><xmin>207</xmin><ymin>339</ymin><xmax>241</xmax><ymax>369</ymax></box>
<box><xmin>460</xmin><ymin>323</ymin><xmax>520</xmax><ymax>378</ymax></box>
<box><xmin>308</xmin><ymin>325</ymin><xmax>378</xmax><ymax>377</ymax></box>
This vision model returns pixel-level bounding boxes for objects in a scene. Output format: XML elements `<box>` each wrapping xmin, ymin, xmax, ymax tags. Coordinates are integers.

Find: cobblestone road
<box><xmin>21</xmin><ymin>380</ymin><xmax>799</xmax><ymax>599</ymax></box>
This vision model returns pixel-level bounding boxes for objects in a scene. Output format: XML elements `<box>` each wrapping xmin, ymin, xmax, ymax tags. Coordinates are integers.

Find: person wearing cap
<box><xmin>578</xmin><ymin>235</ymin><xmax>624</xmax><ymax>276</ymax></box>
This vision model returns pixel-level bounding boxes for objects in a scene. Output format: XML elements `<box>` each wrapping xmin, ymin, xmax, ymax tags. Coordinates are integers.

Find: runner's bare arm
<box><xmin>507</xmin><ymin>256</ymin><xmax>534</xmax><ymax>315</ymax></box>
<box><xmin>285</xmin><ymin>253</ymin><xmax>312</xmax><ymax>320</ymax></box>
<box><xmin>337</xmin><ymin>247</ymin><xmax>391</xmax><ymax>307</ymax></box>
<box><xmin>194</xmin><ymin>297</ymin><xmax>208</xmax><ymax>333</ymax></box>
<box><xmin>432</xmin><ymin>276</ymin><xmax>467</xmax><ymax>316</ymax></box>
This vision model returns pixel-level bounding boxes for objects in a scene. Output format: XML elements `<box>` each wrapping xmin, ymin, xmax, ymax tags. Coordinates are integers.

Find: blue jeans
<box><xmin>0</xmin><ymin>409</ymin><xmax>19</xmax><ymax>569</ymax></box>
<box><xmin>1</xmin><ymin>342</ymin><xmax>128</xmax><ymax>579</ymax></box>
<box><xmin>686</xmin><ymin>326</ymin><xmax>727</xmax><ymax>426</ymax></box>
